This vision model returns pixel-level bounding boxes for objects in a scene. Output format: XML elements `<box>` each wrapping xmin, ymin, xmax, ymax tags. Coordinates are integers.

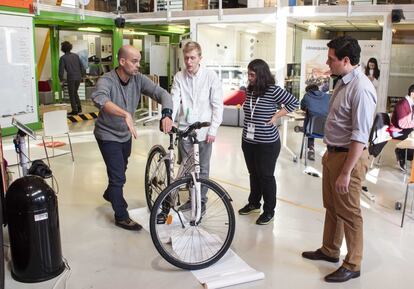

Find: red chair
<box><xmin>223</xmin><ymin>90</ymin><xmax>246</xmax><ymax>106</ymax></box>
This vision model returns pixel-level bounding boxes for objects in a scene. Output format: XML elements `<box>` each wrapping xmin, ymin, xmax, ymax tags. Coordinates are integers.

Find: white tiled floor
<box><xmin>3</xmin><ymin>120</ymin><xmax>414</xmax><ymax>289</ymax></box>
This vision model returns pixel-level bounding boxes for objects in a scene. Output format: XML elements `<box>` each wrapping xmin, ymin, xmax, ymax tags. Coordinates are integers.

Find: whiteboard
<box><xmin>150</xmin><ymin>44</ymin><xmax>169</xmax><ymax>76</ymax></box>
<box><xmin>0</xmin><ymin>14</ymin><xmax>37</xmax><ymax>128</ymax></box>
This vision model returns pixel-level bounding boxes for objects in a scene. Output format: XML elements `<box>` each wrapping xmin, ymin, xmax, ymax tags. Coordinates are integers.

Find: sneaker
<box><xmin>238</xmin><ymin>204</ymin><xmax>260</xmax><ymax>215</ymax></box>
<box><xmin>256</xmin><ymin>212</ymin><xmax>274</xmax><ymax>225</ymax></box>
<box><xmin>115</xmin><ymin>218</ymin><xmax>142</xmax><ymax>231</ymax></box>
<box><xmin>307</xmin><ymin>149</ymin><xmax>315</xmax><ymax>161</ymax></box>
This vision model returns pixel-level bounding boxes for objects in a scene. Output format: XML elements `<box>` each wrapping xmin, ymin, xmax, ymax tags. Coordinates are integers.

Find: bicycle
<box><xmin>145</xmin><ymin>122</ymin><xmax>235</xmax><ymax>270</ymax></box>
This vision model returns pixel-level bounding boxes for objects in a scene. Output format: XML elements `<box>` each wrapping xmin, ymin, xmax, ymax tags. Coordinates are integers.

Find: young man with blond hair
<box><xmin>171</xmin><ymin>41</ymin><xmax>223</xmax><ymax>210</ymax></box>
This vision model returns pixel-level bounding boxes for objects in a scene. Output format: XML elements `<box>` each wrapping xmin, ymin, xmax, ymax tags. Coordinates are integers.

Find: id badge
<box><xmin>246</xmin><ymin>123</ymin><xmax>255</xmax><ymax>140</ymax></box>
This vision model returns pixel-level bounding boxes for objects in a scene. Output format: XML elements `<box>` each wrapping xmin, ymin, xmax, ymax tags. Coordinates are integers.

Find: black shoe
<box><xmin>103</xmin><ymin>193</ymin><xmax>111</xmax><ymax>202</ymax></box>
<box><xmin>238</xmin><ymin>204</ymin><xmax>260</xmax><ymax>215</ymax></box>
<box><xmin>255</xmin><ymin>212</ymin><xmax>274</xmax><ymax>225</ymax></box>
<box><xmin>302</xmin><ymin>249</ymin><xmax>339</xmax><ymax>263</ymax></box>
<box><xmin>324</xmin><ymin>266</ymin><xmax>360</xmax><ymax>283</ymax></box>
<box><xmin>78</xmin><ymin>108</ymin><xmax>82</xmax><ymax>114</ymax></box>
<box><xmin>115</xmin><ymin>218</ymin><xmax>142</xmax><ymax>231</ymax></box>
<box><xmin>67</xmin><ymin>111</ymin><xmax>78</xmax><ymax>116</ymax></box>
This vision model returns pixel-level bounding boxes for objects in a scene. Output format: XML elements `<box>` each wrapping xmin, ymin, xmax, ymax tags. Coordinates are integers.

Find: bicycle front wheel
<box><xmin>150</xmin><ymin>177</ymin><xmax>235</xmax><ymax>270</ymax></box>
<box><xmin>145</xmin><ymin>145</ymin><xmax>170</xmax><ymax>210</ymax></box>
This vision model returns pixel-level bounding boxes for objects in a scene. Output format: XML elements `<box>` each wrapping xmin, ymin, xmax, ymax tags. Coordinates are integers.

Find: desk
<box><xmin>282</xmin><ymin>110</ymin><xmax>305</xmax><ymax>162</ymax></box>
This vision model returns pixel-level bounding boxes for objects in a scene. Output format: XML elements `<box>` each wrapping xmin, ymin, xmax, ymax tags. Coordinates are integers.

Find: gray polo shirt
<box><xmin>324</xmin><ymin>66</ymin><xmax>377</xmax><ymax>147</ymax></box>
<box><xmin>91</xmin><ymin>70</ymin><xmax>172</xmax><ymax>142</ymax></box>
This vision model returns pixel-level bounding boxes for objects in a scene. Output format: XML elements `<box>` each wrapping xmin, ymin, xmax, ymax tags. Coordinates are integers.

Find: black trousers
<box><xmin>242</xmin><ymin>139</ymin><xmax>281</xmax><ymax>215</ymax></box>
<box><xmin>67</xmin><ymin>79</ymin><xmax>81</xmax><ymax>113</ymax></box>
<box><xmin>394</xmin><ymin>128</ymin><xmax>414</xmax><ymax>162</ymax></box>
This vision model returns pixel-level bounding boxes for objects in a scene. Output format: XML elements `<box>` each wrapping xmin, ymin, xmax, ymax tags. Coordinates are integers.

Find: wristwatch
<box><xmin>161</xmin><ymin>108</ymin><xmax>173</xmax><ymax>120</ymax></box>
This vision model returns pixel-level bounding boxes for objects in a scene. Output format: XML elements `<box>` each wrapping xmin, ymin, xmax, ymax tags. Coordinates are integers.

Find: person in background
<box><xmin>389</xmin><ymin>84</ymin><xmax>414</xmax><ymax>171</ymax></box>
<box><xmin>91</xmin><ymin>45</ymin><xmax>173</xmax><ymax>231</ymax></box>
<box><xmin>364</xmin><ymin>57</ymin><xmax>380</xmax><ymax>93</ymax></box>
<box><xmin>59</xmin><ymin>41</ymin><xmax>86</xmax><ymax>115</ymax></box>
<box><xmin>238</xmin><ymin>59</ymin><xmax>299</xmax><ymax>225</ymax></box>
<box><xmin>300</xmin><ymin>84</ymin><xmax>330</xmax><ymax>160</ymax></box>
<box><xmin>171</xmin><ymin>41</ymin><xmax>223</xmax><ymax>212</ymax></box>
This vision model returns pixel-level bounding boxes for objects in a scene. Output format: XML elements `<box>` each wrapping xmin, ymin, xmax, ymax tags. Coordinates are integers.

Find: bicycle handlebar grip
<box><xmin>198</xmin><ymin>121</ymin><xmax>211</xmax><ymax>129</ymax></box>
<box><xmin>170</xmin><ymin>126</ymin><xmax>179</xmax><ymax>134</ymax></box>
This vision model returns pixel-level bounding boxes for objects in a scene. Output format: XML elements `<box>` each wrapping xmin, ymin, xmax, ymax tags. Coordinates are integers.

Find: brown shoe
<box><xmin>324</xmin><ymin>266</ymin><xmax>360</xmax><ymax>283</ymax></box>
<box><xmin>302</xmin><ymin>249</ymin><xmax>339</xmax><ymax>263</ymax></box>
<box><xmin>115</xmin><ymin>218</ymin><xmax>142</xmax><ymax>231</ymax></box>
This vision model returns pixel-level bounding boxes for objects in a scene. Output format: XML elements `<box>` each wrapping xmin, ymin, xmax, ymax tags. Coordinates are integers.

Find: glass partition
<box><xmin>387</xmin><ymin>25</ymin><xmax>414</xmax><ymax>112</ymax></box>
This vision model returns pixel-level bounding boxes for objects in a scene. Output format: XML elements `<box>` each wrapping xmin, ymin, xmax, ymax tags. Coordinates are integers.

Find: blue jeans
<box><xmin>96</xmin><ymin>138</ymin><xmax>132</xmax><ymax>221</ymax></box>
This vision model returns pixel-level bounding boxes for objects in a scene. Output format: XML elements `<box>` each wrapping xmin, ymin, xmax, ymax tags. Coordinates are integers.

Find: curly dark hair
<box><xmin>247</xmin><ymin>59</ymin><xmax>275</xmax><ymax>97</ymax></box>
<box><xmin>305</xmin><ymin>84</ymin><xmax>319</xmax><ymax>92</ymax></box>
<box><xmin>327</xmin><ymin>36</ymin><xmax>361</xmax><ymax>66</ymax></box>
<box><xmin>61</xmin><ymin>41</ymin><xmax>72</xmax><ymax>53</ymax></box>
<box><xmin>365</xmin><ymin>57</ymin><xmax>380</xmax><ymax>80</ymax></box>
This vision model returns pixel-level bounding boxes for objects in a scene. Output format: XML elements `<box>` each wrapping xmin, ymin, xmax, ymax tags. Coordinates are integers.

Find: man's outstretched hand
<box><xmin>125</xmin><ymin>113</ymin><xmax>138</xmax><ymax>139</ymax></box>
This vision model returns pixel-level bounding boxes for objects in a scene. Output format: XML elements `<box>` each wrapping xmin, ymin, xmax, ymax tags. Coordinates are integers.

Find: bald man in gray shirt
<box><xmin>302</xmin><ymin>36</ymin><xmax>377</xmax><ymax>283</ymax></box>
<box><xmin>91</xmin><ymin>45</ymin><xmax>173</xmax><ymax>231</ymax></box>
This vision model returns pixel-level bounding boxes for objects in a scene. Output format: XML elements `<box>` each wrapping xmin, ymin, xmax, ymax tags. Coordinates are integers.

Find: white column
<box><xmin>190</xmin><ymin>19</ymin><xmax>197</xmax><ymax>41</ymax></box>
<box><xmin>378</xmin><ymin>12</ymin><xmax>392</xmax><ymax>113</ymax></box>
<box><xmin>275</xmin><ymin>9</ymin><xmax>287</xmax><ymax>88</ymax></box>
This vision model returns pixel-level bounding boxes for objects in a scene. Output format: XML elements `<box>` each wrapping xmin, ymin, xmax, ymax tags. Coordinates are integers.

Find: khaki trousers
<box><xmin>320</xmin><ymin>150</ymin><xmax>369</xmax><ymax>271</ymax></box>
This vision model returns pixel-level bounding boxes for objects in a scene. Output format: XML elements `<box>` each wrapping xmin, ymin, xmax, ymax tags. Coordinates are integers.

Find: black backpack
<box><xmin>368</xmin><ymin>113</ymin><xmax>391</xmax><ymax>157</ymax></box>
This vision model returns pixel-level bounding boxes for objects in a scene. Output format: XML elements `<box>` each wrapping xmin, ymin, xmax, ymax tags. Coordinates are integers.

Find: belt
<box><xmin>327</xmin><ymin>145</ymin><xmax>349</xmax><ymax>153</ymax></box>
<box><xmin>326</xmin><ymin>146</ymin><xmax>367</xmax><ymax>152</ymax></box>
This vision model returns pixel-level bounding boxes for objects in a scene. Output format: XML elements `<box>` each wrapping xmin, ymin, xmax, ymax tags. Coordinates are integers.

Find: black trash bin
<box><xmin>6</xmin><ymin>175</ymin><xmax>64</xmax><ymax>283</ymax></box>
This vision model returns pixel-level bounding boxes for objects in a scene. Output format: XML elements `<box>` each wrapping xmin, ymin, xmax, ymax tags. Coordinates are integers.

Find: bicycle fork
<box><xmin>190</xmin><ymin>143</ymin><xmax>202</xmax><ymax>225</ymax></box>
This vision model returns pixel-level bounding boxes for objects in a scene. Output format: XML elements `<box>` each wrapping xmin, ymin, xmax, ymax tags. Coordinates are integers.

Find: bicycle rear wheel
<box><xmin>150</xmin><ymin>177</ymin><xmax>235</xmax><ymax>270</ymax></box>
<box><xmin>145</xmin><ymin>145</ymin><xmax>170</xmax><ymax>210</ymax></box>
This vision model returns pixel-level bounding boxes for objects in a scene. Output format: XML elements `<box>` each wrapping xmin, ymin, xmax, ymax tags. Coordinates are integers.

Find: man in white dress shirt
<box><xmin>171</xmin><ymin>41</ymin><xmax>223</xmax><ymax>210</ymax></box>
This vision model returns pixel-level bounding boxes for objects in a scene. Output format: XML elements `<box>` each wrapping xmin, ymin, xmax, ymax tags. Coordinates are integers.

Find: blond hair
<box><xmin>183</xmin><ymin>41</ymin><xmax>202</xmax><ymax>57</ymax></box>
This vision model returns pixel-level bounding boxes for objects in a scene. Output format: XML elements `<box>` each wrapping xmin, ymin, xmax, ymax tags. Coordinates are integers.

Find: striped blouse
<box><xmin>242</xmin><ymin>85</ymin><xmax>299</xmax><ymax>144</ymax></box>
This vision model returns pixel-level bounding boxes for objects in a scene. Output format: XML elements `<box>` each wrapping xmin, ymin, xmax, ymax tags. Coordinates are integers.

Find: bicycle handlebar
<box><xmin>170</xmin><ymin>121</ymin><xmax>211</xmax><ymax>139</ymax></box>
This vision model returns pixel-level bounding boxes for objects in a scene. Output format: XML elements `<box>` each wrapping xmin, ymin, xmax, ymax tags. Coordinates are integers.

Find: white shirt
<box><xmin>171</xmin><ymin>65</ymin><xmax>223</xmax><ymax>141</ymax></box>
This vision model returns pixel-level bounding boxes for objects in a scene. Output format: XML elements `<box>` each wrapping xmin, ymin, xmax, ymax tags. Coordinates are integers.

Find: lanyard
<box><xmin>249</xmin><ymin>96</ymin><xmax>260</xmax><ymax>119</ymax></box>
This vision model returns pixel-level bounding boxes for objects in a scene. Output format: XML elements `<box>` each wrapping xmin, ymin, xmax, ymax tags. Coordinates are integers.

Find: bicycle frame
<box><xmin>187</xmin><ymin>132</ymin><xmax>202</xmax><ymax>224</ymax></box>
<box><xmin>148</xmin><ymin>132</ymin><xmax>195</xmax><ymax>190</ymax></box>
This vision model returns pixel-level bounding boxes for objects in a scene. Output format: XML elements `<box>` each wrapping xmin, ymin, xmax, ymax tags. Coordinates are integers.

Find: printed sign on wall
<box><xmin>300</xmin><ymin>39</ymin><xmax>382</xmax><ymax>98</ymax></box>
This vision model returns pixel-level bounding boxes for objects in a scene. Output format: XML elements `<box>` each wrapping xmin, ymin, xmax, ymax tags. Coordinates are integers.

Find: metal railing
<box><xmin>35</xmin><ymin>0</ymin><xmax>406</xmax><ymax>15</ymax></box>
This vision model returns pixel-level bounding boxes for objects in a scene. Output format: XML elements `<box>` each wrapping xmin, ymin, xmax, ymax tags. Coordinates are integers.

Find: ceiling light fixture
<box><xmin>78</xmin><ymin>27</ymin><xmax>102</xmax><ymax>32</ymax></box>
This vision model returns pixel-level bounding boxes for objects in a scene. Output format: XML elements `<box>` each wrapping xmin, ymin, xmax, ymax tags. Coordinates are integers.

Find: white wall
<box><xmin>198</xmin><ymin>25</ymin><xmax>237</xmax><ymax>66</ymax></box>
<box><xmin>198</xmin><ymin>24</ymin><xmax>275</xmax><ymax>67</ymax></box>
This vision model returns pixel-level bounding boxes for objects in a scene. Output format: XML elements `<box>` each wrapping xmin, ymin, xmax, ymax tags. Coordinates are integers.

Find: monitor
<box><xmin>11</xmin><ymin>118</ymin><xmax>36</xmax><ymax>140</ymax></box>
